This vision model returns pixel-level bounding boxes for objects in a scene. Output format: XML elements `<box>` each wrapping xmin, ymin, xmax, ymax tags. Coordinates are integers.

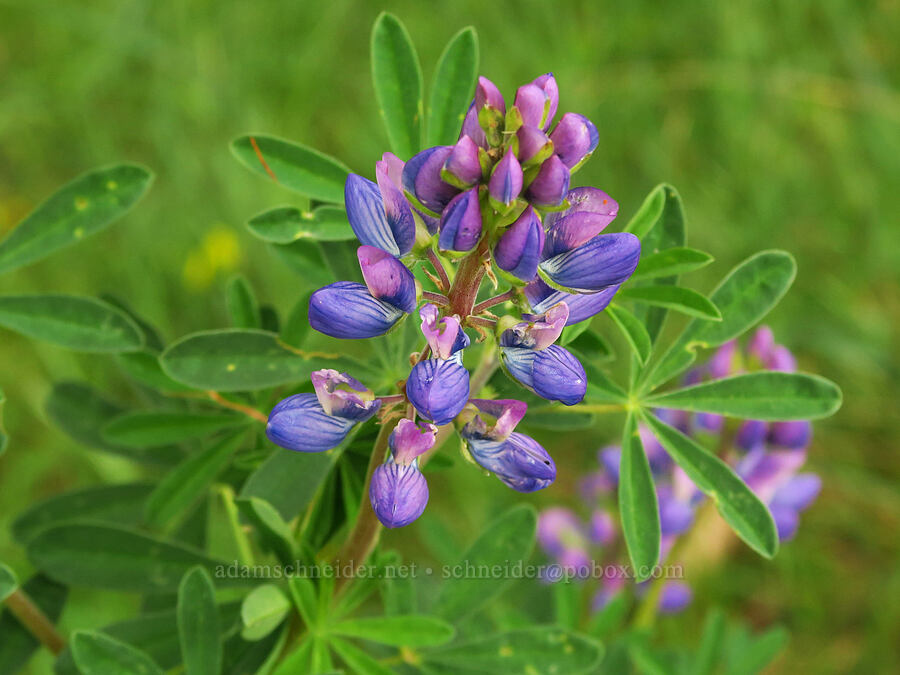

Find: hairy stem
<box><xmin>421</xmin><ymin>291</ymin><xmax>450</xmax><ymax>306</ymax></box>
<box><xmin>472</xmin><ymin>288</ymin><xmax>516</xmax><ymax>315</ymax></box>
<box><xmin>448</xmin><ymin>239</ymin><xmax>490</xmax><ymax>317</ymax></box>
<box><xmin>427</xmin><ymin>249</ymin><xmax>451</xmax><ymax>292</ymax></box>
<box><xmin>4</xmin><ymin>589</ymin><xmax>66</xmax><ymax>655</ymax></box>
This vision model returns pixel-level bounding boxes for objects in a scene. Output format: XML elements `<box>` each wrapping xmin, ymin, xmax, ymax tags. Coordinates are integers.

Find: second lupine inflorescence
<box><xmin>266</xmin><ymin>73</ymin><xmax>642</xmax><ymax>528</ymax></box>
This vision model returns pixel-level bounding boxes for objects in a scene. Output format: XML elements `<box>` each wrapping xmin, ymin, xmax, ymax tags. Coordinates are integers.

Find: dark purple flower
<box><xmin>516</xmin><ymin>125</ymin><xmax>553</xmax><ymax>165</ymax></box>
<box><xmin>370</xmin><ymin>460</ymin><xmax>428</xmax><ymax>528</ymax></box>
<box><xmin>500</xmin><ymin>302</ymin><xmax>569</xmax><ymax>351</ymax></box>
<box><xmin>735</xmin><ymin>419</ymin><xmax>768</xmax><ymax>452</ymax></box>
<box><xmin>310</xmin><ymin>369</ymin><xmax>379</xmax><ymax>421</ymax></box>
<box><xmin>443</xmin><ymin>135</ymin><xmax>482</xmax><ymax>187</ymax></box>
<box><xmin>406</xmin><ymin>356</ymin><xmax>470</xmax><ymax>425</ymax></box>
<box><xmin>768</xmin><ymin>420</ymin><xmax>812</xmax><ymax>449</ymax></box>
<box><xmin>514</xmin><ymin>83</ymin><xmax>551</xmax><ymax>130</ymax></box>
<box><xmin>501</xmin><ymin>344</ymin><xmax>587</xmax><ymax>405</ymax></box>
<box><xmin>488</xmin><ymin>149</ymin><xmax>523</xmax><ymax>207</ymax></box>
<box><xmin>525</xmin><ymin>155</ymin><xmax>570</xmax><ymax>208</ymax></box>
<box><xmin>550</xmin><ymin>112</ymin><xmax>599</xmax><ymax>169</ymax></box>
<box><xmin>531</xmin><ymin>73</ymin><xmax>559</xmax><ymax>130</ymax></box>
<box><xmin>539</xmin><ymin>232</ymin><xmax>640</xmax><ymax>293</ymax></box>
<box><xmin>344</xmin><ymin>165</ymin><xmax>415</xmax><ymax>257</ymax></box>
<box><xmin>357</xmin><ymin>245</ymin><xmax>417</xmax><ymax>314</ymax></box>
<box><xmin>524</xmin><ymin>278</ymin><xmax>622</xmax><ymax>325</ymax></box>
<box><xmin>309</xmin><ymin>281</ymin><xmax>406</xmax><ymax>339</ymax></box>
<box><xmin>460</xmin><ymin>76</ymin><xmax>506</xmax><ymax>147</ymax></box>
<box><xmin>419</xmin><ymin>304</ymin><xmax>469</xmax><ymax>359</ymax></box>
<box><xmin>465</xmin><ymin>431</ymin><xmax>556</xmax><ymax>492</ymax></box>
<box><xmin>402</xmin><ymin>146</ymin><xmax>459</xmax><ymax>213</ymax></box>
<box><xmin>493</xmin><ymin>206</ymin><xmax>545</xmax><ymax>282</ymax></box>
<box><xmin>541</xmin><ymin>188</ymin><xmax>620</xmax><ymax>258</ymax></box>
<box><xmin>389</xmin><ymin>418</ymin><xmax>438</xmax><ymax>465</ymax></box>
<box><xmin>439</xmin><ymin>188</ymin><xmax>483</xmax><ymax>252</ymax></box>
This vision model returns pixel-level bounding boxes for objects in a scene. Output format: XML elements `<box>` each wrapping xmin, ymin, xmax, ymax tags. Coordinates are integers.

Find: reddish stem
<box><xmin>427</xmin><ymin>249</ymin><xmax>451</xmax><ymax>292</ymax></box>
<box><xmin>473</xmin><ymin>288</ymin><xmax>516</xmax><ymax>315</ymax></box>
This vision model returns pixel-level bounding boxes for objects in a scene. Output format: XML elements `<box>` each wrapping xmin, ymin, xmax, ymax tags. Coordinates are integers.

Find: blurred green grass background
<box><xmin>1</xmin><ymin>0</ymin><xmax>898</xmax><ymax>671</ymax></box>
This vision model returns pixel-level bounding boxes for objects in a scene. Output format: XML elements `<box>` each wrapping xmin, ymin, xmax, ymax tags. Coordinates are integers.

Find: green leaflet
<box><xmin>617</xmin><ymin>285</ymin><xmax>722</xmax><ymax>321</ymax></box>
<box><xmin>426</xmin><ymin>27</ymin><xmax>479</xmax><ymax>146</ymax></box>
<box><xmin>371</xmin><ymin>12</ymin><xmax>424</xmax><ymax>158</ymax></box>
<box><xmin>231</xmin><ymin>135</ymin><xmax>350</xmax><ymax>203</ymax></box>
<box><xmin>642</xmin><ymin>412</ymin><xmax>779</xmax><ymax>559</ymax></box>
<box><xmin>0</xmin><ymin>386</ymin><xmax>7</xmax><ymax>456</ymax></box>
<box><xmin>606</xmin><ymin>303</ymin><xmax>652</xmax><ymax>365</ymax></box>
<box><xmin>71</xmin><ymin>631</ymin><xmax>164</xmax><ymax>675</ymax></box>
<box><xmin>0</xmin><ymin>294</ymin><xmax>144</xmax><ymax>352</ymax></box>
<box><xmin>102</xmin><ymin>411</ymin><xmax>247</xmax><ymax>448</ymax></box>
<box><xmin>619</xmin><ymin>413</ymin><xmax>660</xmax><ymax>579</ymax></box>
<box><xmin>647</xmin><ymin>371</ymin><xmax>842</xmax><ymax>420</ymax></box>
<box><xmin>331</xmin><ymin>614</ymin><xmax>455</xmax><ymax>647</ymax></box>
<box><xmin>240</xmin><ymin>584</ymin><xmax>290</xmax><ymax>641</ymax></box>
<box><xmin>246</xmin><ymin>205</ymin><xmax>355</xmax><ymax>244</ymax></box>
<box><xmin>631</xmin><ymin>246</ymin><xmax>714</xmax><ymax>281</ymax></box>
<box><xmin>178</xmin><ymin>567</ymin><xmax>222</xmax><ymax>675</ymax></box>
<box><xmin>226</xmin><ymin>275</ymin><xmax>261</xmax><ymax>329</ymax></box>
<box><xmin>0</xmin><ymin>563</ymin><xmax>17</xmax><ymax>602</ymax></box>
<box><xmin>0</xmin><ymin>164</ymin><xmax>152</xmax><ymax>275</ymax></box>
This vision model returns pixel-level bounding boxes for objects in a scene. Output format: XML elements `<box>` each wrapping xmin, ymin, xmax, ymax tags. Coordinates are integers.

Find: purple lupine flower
<box><xmin>658</xmin><ymin>582</ymin><xmax>693</xmax><ymax>613</ymax></box>
<box><xmin>525</xmin><ymin>155</ymin><xmax>570</xmax><ymax>208</ymax></box>
<box><xmin>695</xmin><ymin>412</ymin><xmax>725</xmax><ymax>434</ymax></box>
<box><xmin>402</xmin><ymin>145</ymin><xmax>459</xmax><ymax>213</ymax></box>
<box><xmin>550</xmin><ymin>112</ymin><xmax>599</xmax><ymax>169</ymax></box>
<box><xmin>542</xmin><ymin>188</ymin><xmax>619</xmax><ymax>258</ymax></box>
<box><xmin>465</xmin><ymin>431</ymin><xmax>556</xmax><ymax>492</ymax></box>
<box><xmin>524</xmin><ymin>278</ymin><xmax>621</xmax><ymax>325</ymax></box>
<box><xmin>657</xmin><ymin>485</ymin><xmax>695</xmax><ymax>536</ymax></box>
<box><xmin>419</xmin><ymin>304</ymin><xmax>468</xmax><ymax>360</ymax></box>
<box><xmin>767</xmin><ymin>344</ymin><xmax>797</xmax><ymax>372</ymax></box>
<box><xmin>309</xmin><ymin>281</ymin><xmax>407</xmax><ymax>339</ymax></box>
<box><xmin>460</xmin><ymin>76</ymin><xmax>506</xmax><ymax>148</ymax></box>
<box><xmin>748</xmin><ymin>325</ymin><xmax>775</xmax><ymax>364</ymax></box>
<box><xmin>515</xmin><ymin>82</ymin><xmax>551</xmax><ymax>130</ymax></box>
<box><xmin>489</xmin><ymin>148</ymin><xmax>524</xmax><ymax>208</ymax></box>
<box><xmin>736</xmin><ymin>419</ymin><xmax>768</xmax><ymax>452</ymax></box>
<box><xmin>443</xmin><ymin>135</ymin><xmax>482</xmax><ymax>187</ymax></box>
<box><xmin>370</xmin><ymin>460</ymin><xmax>429</xmax><ymax>528</ymax></box>
<box><xmin>439</xmin><ymin>188</ymin><xmax>483</xmax><ymax>252</ymax></box>
<box><xmin>493</xmin><ymin>206</ymin><xmax>545</xmax><ymax>282</ymax></box>
<box><xmin>460</xmin><ymin>398</ymin><xmax>528</xmax><ymax>441</ymax></box>
<box><xmin>737</xmin><ymin>447</ymin><xmax>807</xmax><ymax>503</ymax></box>
<box><xmin>406</xmin><ymin>356</ymin><xmax>470</xmax><ymax>425</ymax></box>
<box><xmin>344</xmin><ymin>160</ymin><xmax>415</xmax><ymax>257</ymax></box>
<box><xmin>266</xmin><ymin>370</ymin><xmax>381</xmax><ymax>452</ymax></box>
<box><xmin>769</xmin><ymin>420</ymin><xmax>812</xmax><ymax>449</ymax></box>
<box><xmin>389</xmin><ymin>418</ymin><xmax>439</xmax><ymax>464</ymax></box>
<box><xmin>598</xmin><ymin>445</ymin><xmax>621</xmax><ymax>483</ymax></box>
<box><xmin>589</xmin><ymin>510</ymin><xmax>616</xmax><ymax>546</ymax></box>
<box><xmin>708</xmin><ymin>339</ymin><xmax>739</xmax><ymax>379</ymax></box>
<box><xmin>539</xmin><ymin>232</ymin><xmax>641</xmax><ymax>293</ymax></box>
<box><xmin>357</xmin><ymin>245</ymin><xmax>417</xmax><ymax>314</ymax></box>
<box><xmin>501</xmin><ymin>302</ymin><xmax>569</xmax><ymax>351</ymax></box>
<box><xmin>531</xmin><ymin>73</ymin><xmax>559</xmax><ymax>130</ymax></box>
<box><xmin>516</xmin><ymin>125</ymin><xmax>553</xmax><ymax>166</ymax></box>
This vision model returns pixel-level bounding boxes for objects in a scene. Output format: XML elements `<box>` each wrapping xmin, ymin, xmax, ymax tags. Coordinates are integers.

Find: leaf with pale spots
<box><xmin>0</xmin><ymin>164</ymin><xmax>152</xmax><ymax>275</ymax></box>
<box><xmin>247</xmin><ymin>206</ymin><xmax>355</xmax><ymax>244</ymax></box>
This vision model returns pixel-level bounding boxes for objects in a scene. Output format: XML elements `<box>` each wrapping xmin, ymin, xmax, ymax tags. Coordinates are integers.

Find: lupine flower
<box><xmin>550</xmin><ymin>113</ymin><xmax>599</xmax><ymax>169</ymax></box>
<box><xmin>266</xmin><ymin>370</ymin><xmax>381</xmax><ymax>452</ymax></box>
<box><xmin>488</xmin><ymin>148</ymin><xmax>524</xmax><ymax>208</ymax></box>
<box><xmin>443</xmin><ymin>135</ymin><xmax>482</xmax><ymax>188</ymax></box>
<box><xmin>460</xmin><ymin>76</ymin><xmax>506</xmax><ymax>148</ymax></box>
<box><xmin>402</xmin><ymin>145</ymin><xmax>459</xmax><ymax>213</ymax></box>
<box><xmin>345</xmin><ymin>155</ymin><xmax>415</xmax><ymax>257</ymax></box>
<box><xmin>516</xmin><ymin>125</ymin><xmax>553</xmax><ymax>166</ymax></box>
<box><xmin>525</xmin><ymin>155</ymin><xmax>570</xmax><ymax>208</ymax></box>
<box><xmin>370</xmin><ymin>419</ymin><xmax>436</xmax><ymax>528</ymax></box>
<box><xmin>494</xmin><ymin>206</ymin><xmax>545</xmax><ymax>282</ymax></box>
<box><xmin>439</xmin><ymin>188</ymin><xmax>483</xmax><ymax>252</ymax></box>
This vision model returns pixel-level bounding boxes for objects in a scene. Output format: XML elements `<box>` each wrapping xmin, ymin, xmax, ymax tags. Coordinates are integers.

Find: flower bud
<box><xmin>501</xmin><ymin>344</ymin><xmax>587</xmax><ymax>406</ymax></box>
<box><xmin>406</xmin><ymin>356</ymin><xmax>470</xmax><ymax>425</ymax></box>
<box><xmin>542</xmin><ymin>188</ymin><xmax>619</xmax><ymax>257</ymax></box>
<box><xmin>345</xmin><ymin>172</ymin><xmax>414</xmax><ymax>257</ymax></box>
<box><xmin>516</xmin><ymin>125</ymin><xmax>553</xmax><ymax>166</ymax></box>
<box><xmin>531</xmin><ymin>73</ymin><xmax>559</xmax><ymax>130</ymax></box>
<box><xmin>525</xmin><ymin>155</ymin><xmax>570</xmax><ymax>208</ymax></box>
<box><xmin>488</xmin><ymin>149</ymin><xmax>523</xmax><ymax>208</ymax></box>
<box><xmin>438</xmin><ymin>188</ymin><xmax>483</xmax><ymax>252</ymax></box>
<box><xmin>550</xmin><ymin>113</ymin><xmax>599</xmax><ymax>169</ymax></box>
<box><xmin>266</xmin><ymin>387</ymin><xmax>380</xmax><ymax>453</ymax></box>
<box><xmin>402</xmin><ymin>146</ymin><xmax>460</xmax><ymax>213</ymax></box>
<box><xmin>309</xmin><ymin>281</ymin><xmax>406</xmax><ymax>339</ymax></box>
<box><xmin>768</xmin><ymin>420</ymin><xmax>812</xmax><ymax>449</ymax></box>
<box><xmin>420</xmin><ymin>304</ymin><xmax>469</xmax><ymax>359</ymax></box>
<box><xmin>443</xmin><ymin>135</ymin><xmax>482</xmax><ymax>188</ymax></box>
<box><xmin>514</xmin><ymin>83</ymin><xmax>551</xmax><ymax>130</ymax></box>
<box><xmin>310</xmin><ymin>369</ymin><xmax>379</xmax><ymax>421</ymax></box>
<box><xmin>389</xmin><ymin>418</ymin><xmax>438</xmax><ymax>465</ymax></box>
<box><xmin>500</xmin><ymin>302</ymin><xmax>569</xmax><ymax>351</ymax></box>
<box><xmin>524</xmin><ymin>278</ymin><xmax>621</xmax><ymax>325</ymax></box>
<box><xmin>493</xmin><ymin>206</ymin><xmax>545</xmax><ymax>282</ymax></box>
<box><xmin>539</xmin><ymin>232</ymin><xmax>640</xmax><ymax>293</ymax></box>
<box><xmin>370</xmin><ymin>460</ymin><xmax>428</xmax><ymax>528</ymax></box>
<box><xmin>475</xmin><ymin>76</ymin><xmax>506</xmax><ymax>112</ymax></box>
<box><xmin>357</xmin><ymin>245</ymin><xmax>417</xmax><ymax>313</ymax></box>
<box><xmin>466</xmin><ymin>431</ymin><xmax>556</xmax><ymax>492</ymax></box>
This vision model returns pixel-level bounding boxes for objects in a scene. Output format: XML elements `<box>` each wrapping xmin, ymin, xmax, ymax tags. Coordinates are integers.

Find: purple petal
<box><xmin>694</xmin><ymin>412</ymin><xmax>725</xmax><ymax>434</ymax></box>
<box><xmin>537</xmin><ymin>506</ymin><xmax>585</xmax><ymax>555</ymax></box>
<box><xmin>500</xmin><ymin>302</ymin><xmax>569</xmax><ymax>351</ymax></box>
<box><xmin>767</xmin><ymin>345</ymin><xmax>797</xmax><ymax>372</ymax></box>
<box><xmin>381</xmin><ymin>152</ymin><xmax>405</xmax><ymax>186</ymax></box>
<box><xmin>524</xmin><ymin>278</ymin><xmax>621</xmax><ymax>325</ymax></box>
<box><xmin>514</xmin><ymin>83</ymin><xmax>550</xmax><ymax>129</ymax></box>
<box><xmin>708</xmin><ymin>340</ymin><xmax>739</xmax><ymax>379</ymax></box>
<box><xmin>493</xmin><ymin>206</ymin><xmax>545</xmax><ymax>282</ymax></box>
<box><xmin>357</xmin><ymin>245</ymin><xmax>417</xmax><ymax>313</ymax></box>
<box><xmin>532</xmin><ymin>345</ymin><xmax>587</xmax><ymax>405</ymax></box>
<box><xmin>658</xmin><ymin>582</ymin><xmax>693</xmax><ymax>613</ymax></box>
<box><xmin>439</xmin><ymin>188</ymin><xmax>483</xmax><ymax>252</ymax></box>
<box><xmin>345</xmin><ymin>174</ymin><xmax>410</xmax><ymax>256</ymax></box>
<box><xmin>310</xmin><ymin>369</ymin><xmax>380</xmax><ymax>421</ymax></box>
<box><xmin>599</xmin><ymin>446</ymin><xmax>621</xmax><ymax>483</ymax></box>
<box><xmin>525</xmin><ymin>155</ymin><xmax>570</xmax><ymax>208</ymax></box>
<box><xmin>463</xmin><ymin>398</ymin><xmax>528</xmax><ymax>441</ymax></box>
<box><xmin>542</xmin><ymin>210</ymin><xmax>619</xmax><ymax>260</ymax></box>
<box><xmin>370</xmin><ymin>461</ymin><xmax>429</xmax><ymax>528</ymax></box>
<box><xmin>488</xmin><ymin>149</ymin><xmax>523</xmax><ymax>206</ymax></box>
<box><xmin>589</xmin><ymin>510</ymin><xmax>616</xmax><ymax>546</ymax></box>
<box><xmin>402</xmin><ymin>146</ymin><xmax>459</xmax><ymax>213</ymax></box>
<box><xmin>266</xmin><ymin>393</ymin><xmax>356</xmax><ymax>452</ymax></box>
<box><xmin>544</xmin><ymin>187</ymin><xmax>620</xmax><ymax>231</ymax></box>
<box><xmin>467</xmin><ymin>432</ymin><xmax>556</xmax><ymax>492</ymax></box>
<box><xmin>768</xmin><ymin>420</ymin><xmax>812</xmax><ymax>449</ymax></box>
<box><xmin>771</xmin><ymin>473</ymin><xmax>821</xmax><ymax>511</ymax></box>
<box><xmin>406</xmin><ymin>357</ymin><xmax>470</xmax><ymax>425</ymax></box>
<box><xmin>476</xmin><ymin>76</ymin><xmax>506</xmax><ymax>112</ymax></box>
<box><xmin>549</xmin><ymin>112</ymin><xmax>599</xmax><ymax>168</ymax></box>
<box><xmin>531</xmin><ymin>73</ymin><xmax>559</xmax><ymax>130</ymax></box>
<box><xmin>539</xmin><ymin>232</ymin><xmax>641</xmax><ymax>293</ymax></box>
<box><xmin>309</xmin><ymin>282</ymin><xmax>405</xmax><ymax>339</ymax></box>
<box><xmin>657</xmin><ymin>486</ymin><xmax>695</xmax><ymax>536</ymax></box>
<box><xmin>735</xmin><ymin>419</ymin><xmax>768</xmax><ymax>452</ymax></box>
<box><xmin>419</xmin><ymin>304</ymin><xmax>467</xmax><ymax>359</ymax></box>
<box><xmin>769</xmin><ymin>504</ymin><xmax>800</xmax><ymax>541</ymax></box>
<box><xmin>516</xmin><ymin>125</ymin><xmax>552</xmax><ymax>164</ymax></box>
<box><xmin>737</xmin><ymin>448</ymin><xmax>806</xmax><ymax>502</ymax></box>
<box><xmin>389</xmin><ymin>418</ymin><xmax>438</xmax><ymax>465</ymax></box>
<box><xmin>375</xmin><ymin>160</ymin><xmax>415</xmax><ymax>255</ymax></box>
<box><xmin>748</xmin><ymin>325</ymin><xmax>775</xmax><ymax>364</ymax></box>
<box><xmin>444</xmin><ymin>135</ymin><xmax>482</xmax><ymax>186</ymax></box>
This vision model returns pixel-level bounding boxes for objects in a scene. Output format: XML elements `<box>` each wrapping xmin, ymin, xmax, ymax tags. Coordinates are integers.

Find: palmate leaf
<box><xmin>642</xmin><ymin>412</ymin><xmax>779</xmax><ymax>558</ymax></box>
<box><xmin>644</xmin><ymin>250</ymin><xmax>797</xmax><ymax>392</ymax></box>
<box><xmin>246</xmin><ymin>205</ymin><xmax>355</xmax><ymax>244</ymax></box>
<box><xmin>331</xmin><ymin>614</ymin><xmax>455</xmax><ymax>647</ymax></box>
<box><xmin>371</xmin><ymin>12</ymin><xmax>424</xmax><ymax>159</ymax></box>
<box><xmin>619</xmin><ymin>413</ymin><xmax>660</xmax><ymax>580</ymax></box>
<box><xmin>178</xmin><ymin>567</ymin><xmax>222</xmax><ymax>675</ymax></box>
<box><xmin>231</xmin><ymin>135</ymin><xmax>350</xmax><ymax>203</ymax></box>
<box><xmin>0</xmin><ymin>164</ymin><xmax>152</xmax><ymax>275</ymax></box>
<box><xmin>433</xmin><ymin>504</ymin><xmax>536</xmax><ymax>621</ymax></box>
<box><xmin>0</xmin><ymin>293</ymin><xmax>144</xmax><ymax>352</ymax></box>
<box><xmin>422</xmin><ymin>627</ymin><xmax>603</xmax><ymax>675</ymax></box>
<box><xmin>71</xmin><ymin>631</ymin><xmax>164</xmax><ymax>675</ymax></box>
<box><xmin>606</xmin><ymin>303</ymin><xmax>652</xmax><ymax>365</ymax></box>
<box><xmin>647</xmin><ymin>372</ymin><xmax>842</xmax><ymax>420</ymax></box>
<box><xmin>427</xmin><ymin>27</ymin><xmax>479</xmax><ymax>146</ymax></box>
<box><xmin>160</xmin><ymin>328</ymin><xmax>343</xmax><ymax>391</ymax></box>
